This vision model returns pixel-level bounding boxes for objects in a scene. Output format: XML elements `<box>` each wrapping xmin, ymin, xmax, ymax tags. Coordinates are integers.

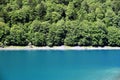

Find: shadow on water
<box><xmin>114</xmin><ymin>75</ymin><xmax>120</xmax><ymax>80</ymax></box>
<box><xmin>0</xmin><ymin>69</ymin><xmax>5</xmax><ymax>80</ymax></box>
<box><xmin>109</xmin><ymin>71</ymin><xmax>120</xmax><ymax>80</ymax></box>
<box><xmin>0</xmin><ymin>74</ymin><xmax>4</xmax><ymax>80</ymax></box>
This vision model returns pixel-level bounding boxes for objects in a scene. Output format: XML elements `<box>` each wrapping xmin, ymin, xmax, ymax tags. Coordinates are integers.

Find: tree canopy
<box><xmin>0</xmin><ymin>0</ymin><xmax>120</xmax><ymax>47</ymax></box>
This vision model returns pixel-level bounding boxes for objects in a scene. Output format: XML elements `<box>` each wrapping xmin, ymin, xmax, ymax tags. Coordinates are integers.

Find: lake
<box><xmin>0</xmin><ymin>50</ymin><xmax>120</xmax><ymax>80</ymax></box>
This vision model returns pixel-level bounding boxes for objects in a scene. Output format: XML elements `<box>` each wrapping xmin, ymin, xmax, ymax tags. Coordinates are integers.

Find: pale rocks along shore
<box><xmin>0</xmin><ymin>46</ymin><xmax>120</xmax><ymax>50</ymax></box>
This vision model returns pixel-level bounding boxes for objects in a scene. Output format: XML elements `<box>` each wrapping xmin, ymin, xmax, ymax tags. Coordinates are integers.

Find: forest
<box><xmin>0</xmin><ymin>0</ymin><xmax>120</xmax><ymax>47</ymax></box>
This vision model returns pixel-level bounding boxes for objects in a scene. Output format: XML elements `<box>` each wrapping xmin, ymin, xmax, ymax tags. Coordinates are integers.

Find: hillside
<box><xmin>0</xmin><ymin>0</ymin><xmax>120</xmax><ymax>47</ymax></box>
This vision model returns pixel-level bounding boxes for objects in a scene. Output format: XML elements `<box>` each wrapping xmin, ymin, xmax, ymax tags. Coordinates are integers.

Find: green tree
<box><xmin>66</xmin><ymin>2</ymin><xmax>77</xmax><ymax>20</ymax></box>
<box><xmin>64</xmin><ymin>20</ymin><xmax>80</xmax><ymax>46</ymax></box>
<box><xmin>104</xmin><ymin>9</ymin><xmax>116</xmax><ymax>26</ymax></box>
<box><xmin>107</xmin><ymin>27</ymin><xmax>120</xmax><ymax>46</ymax></box>
<box><xmin>112</xmin><ymin>0</ymin><xmax>120</xmax><ymax>14</ymax></box>
<box><xmin>15</xmin><ymin>0</ymin><xmax>23</xmax><ymax>8</ymax></box>
<box><xmin>32</xmin><ymin>32</ymin><xmax>46</xmax><ymax>46</ymax></box>
<box><xmin>35</xmin><ymin>1</ymin><xmax>46</xmax><ymax>20</ymax></box>
<box><xmin>91</xmin><ymin>21</ymin><xmax>107</xmax><ymax>46</ymax></box>
<box><xmin>47</xmin><ymin>20</ymin><xmax>66</xmax><ymax>46</ymax></box>
<box><xmin>9</xmin><ymin>6</ymin><xmax>30</xmax><ymax>24</ymax></box>
<box><xmin>29</xmin><ymin>20</ymin><xmax>49</xmax><ymax>46</ymax></box>
<box><xmin>0</xmin><ymin>22</ymin><xmax>9</xmax><ymax>42</ymax></box>
<box><xmin>1</xmin><ymin>0</ymin><xmax>120</xmax><ymax>47</ymax></box>
<box><xmin>6</xmin><ymin>24</ymin><xmax>28</xmax><ymax>46</ymax></box>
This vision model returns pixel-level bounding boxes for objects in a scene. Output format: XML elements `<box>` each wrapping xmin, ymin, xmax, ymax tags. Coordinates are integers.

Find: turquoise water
<box><xmin>0</xmin><ymin>50</ymin><xmax>120</xmax><ymax>80</ymax></box>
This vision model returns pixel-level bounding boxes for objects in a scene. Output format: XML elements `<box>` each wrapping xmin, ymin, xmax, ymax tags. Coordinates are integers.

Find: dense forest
<box><xmin>0</xmin><ymin>0</ymin><xmax>120</xmax><ymax>47</ymax></box>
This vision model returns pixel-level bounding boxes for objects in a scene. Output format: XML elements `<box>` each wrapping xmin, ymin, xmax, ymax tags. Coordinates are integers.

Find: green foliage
<box><xmin>0</xmin><ymin>22</ymin><xmax>9</xmax><ymax>42</ymax></box>
<box><xmin>35</xmin><ymin>1</ymin><xmax>46</xmax><ymax>19</ymax></box>
<box><xmin>66</xmin><ymin>2</ymin><xmax>77</xmax><ymax>20</ymax></box>
<box><xmin>32</xmin><ymin>32</ymin><xmax>46</xmax><ymax>46</ymax></box>
<box><xmin>112</xmin><ymin>0</ymin><xmax>120</xmax><ymax>13</ymax></box>
<box><xmin>90</xmin><ymin>21</ymin><xmax>107</xmax><ymax>46</ymax></box>
<box><xmin>47</xmin><ymin>20</ymin><xmax>66</xmax><ymax>46</ymax></box>
<box><xmin>64</xmin><ymin>21</ymin><xmax>80</xmax><ymax>46</ymax></box>
<box><xmin>6</xmin><ymin>24</ymin><xmax>28</xmax><ymax>46</ymax></box>
<box><xmin>29</xmin><ymin>20</ymin><xmax>49</xmax><ymax>46</ymax></box>
<box><xmin>9</xmin><ymin>6</ymin><xmax>30</xmax><ymax>24</ymax></box>
<box><xmin>107</xmin><ymin>27</ymin><xmax>120</xmax><ymax>46</ymax></box>
<box><xmin>0</xmin><ymin>0</ymin><xmax>120</xmax><ymax>47</ymax></box>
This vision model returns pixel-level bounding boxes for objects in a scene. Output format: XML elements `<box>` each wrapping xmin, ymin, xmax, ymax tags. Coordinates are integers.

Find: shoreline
<box><xmin>0</xmin><ymin>46</ymin><xmax>120</xmax><ymax>50</ymax></box>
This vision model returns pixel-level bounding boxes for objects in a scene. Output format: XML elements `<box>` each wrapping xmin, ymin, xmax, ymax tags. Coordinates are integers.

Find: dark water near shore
<box><xmin>0</xmin><ymin>50</ymin><xmax>120</xmax><ymax>80</ymax></box>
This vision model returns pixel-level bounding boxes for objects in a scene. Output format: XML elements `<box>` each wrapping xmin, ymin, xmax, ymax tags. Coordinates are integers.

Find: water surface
<box><xmin>0</xmin><ymin>50</ymin><xmax>120</xmax><ymax>80</ymax></box>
